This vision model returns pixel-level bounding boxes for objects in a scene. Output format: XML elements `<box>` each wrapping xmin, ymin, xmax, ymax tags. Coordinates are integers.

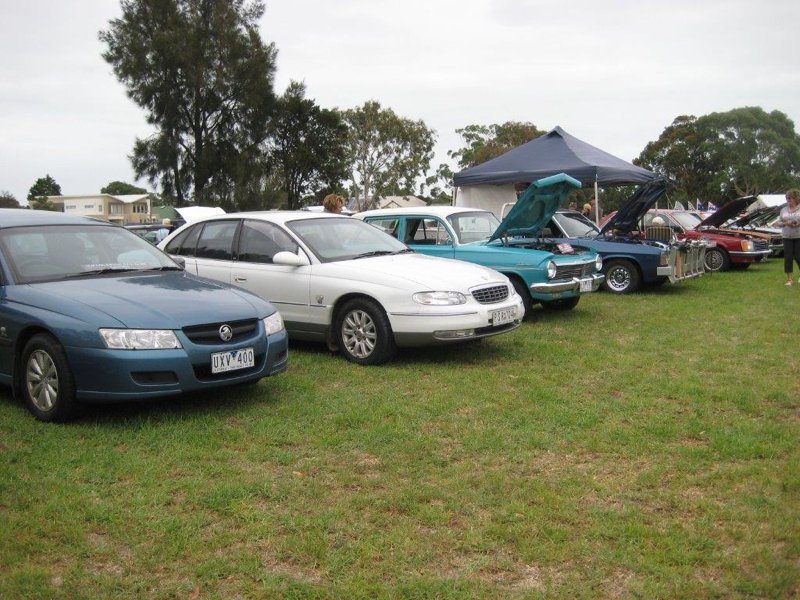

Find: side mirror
<box><xmin>273</xmin><ymin>250</ymin><xmax>310</xmax><ymax>267</ymax></box>
<box><xmin>171</xmin><ymin>256</ymin><xmax>186</xmax><ymax>270</ymax></box>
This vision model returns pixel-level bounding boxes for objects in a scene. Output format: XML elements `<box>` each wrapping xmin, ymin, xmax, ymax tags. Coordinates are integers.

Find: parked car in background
<box><xmin>715</xmin><ymin>198</ymin><xmax>784</xmax><ymax>256</ymax></box>
<box><xmin>159</xmin><ymin>212</ymin><xmax>524</xmax><ymax>365</ymax></box>
<box><xmin>0</xmin><ymin>210</ymin><xmax>288</xmax><ymax>422</ymax></box>
<box><xmin>540</xmin><ymin>179</ymin><xmax>706</xmax><ymax>294</ymax></box>
<box><xmin>357</xmin><ymin>174</ymin><xmax>604</xmax><ymax>315</ymax></box>
<box><xmin>125</xmin><ymin>224</ymin><xmax>163</xmax><ymax>244</ymax></box>
<box><xmin>642</xmin><ymin>208</ymin><xmax>772</xmax><ymax>271</ymax></box>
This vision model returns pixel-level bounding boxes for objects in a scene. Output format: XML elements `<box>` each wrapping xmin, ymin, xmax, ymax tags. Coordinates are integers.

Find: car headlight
<box><xmin>594</xmin><ymin>254</ymin><xmax>603</xmax><ymax>271</ymax></box>
<box><xmin>264</xmin><ymin>312</ymin><xmax>284</xmax><ymax>336</ymax></box>
<box><xmin>741</xmin><ymin>240</ymin><xmax>754</xmax><ymax>252</ymax></box>
<box><xmin>99</xmin><ymin>329</ymin><xmax>182</xmax><ymax>350</ymax></box>
<box><xmin>546</xmin><ymin>260</ymin><xmax>557</xmax><ymax>279</ymax></box>
<box><xmin>659</xmin><ymin>251</ymin><xmax>670</xmax><ymax>267</ymax></box>
<box><xmin>412</xmin><ymin>291</ymin><xmax>467</xmax><ymax>305</ymax></box>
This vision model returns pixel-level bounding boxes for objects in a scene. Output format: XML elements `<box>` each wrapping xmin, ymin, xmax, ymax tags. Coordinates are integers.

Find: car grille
<box><xmin>753</xmin><ymin>239</ymin><xmax>769</xmax><ymax>252</ymax></box>
<box><xmin>554</xmin><ymin>261</ymin><xmax>594</xmax><ymax>280</ymax></box>
<box><xmin>183</xmin><ymin>319</ymin><xmax>259</xmax><ymax>345</ymax></box>
<box><xmin>471</xmin><ymin>285</ymin><xmax>509</xmax><ymax>304</ymax></box>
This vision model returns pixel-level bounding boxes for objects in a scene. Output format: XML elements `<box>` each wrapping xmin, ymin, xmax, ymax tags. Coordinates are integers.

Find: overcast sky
<box><xmin>1</xmin><ymin>0</ymin><xmax>798</xmax><ymax>203</ymax></box>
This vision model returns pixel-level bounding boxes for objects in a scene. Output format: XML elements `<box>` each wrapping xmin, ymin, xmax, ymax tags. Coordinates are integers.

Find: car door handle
<box><xmin>234</xmin><ymin>275</ymin><xmax>247</xmax><ymax>282</ymax></box>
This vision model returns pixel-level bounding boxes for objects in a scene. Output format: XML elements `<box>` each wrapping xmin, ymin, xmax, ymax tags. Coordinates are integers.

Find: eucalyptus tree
<box><xmin>637</xmin><ymin>107</ymin><xmax>800</xmax><ymax>202</ymax></box>
<box><xmin>100</xmin><ymin>0</ymin><xmax>277</xmax><ymax>205</ymax></box>
<box><xmin>267</xmin><ymin>81</ymin><xmax>349</xmax><ymax>210</ymax></box>
<box><xmin>449</xmin><ymin>121</ymin><xmax>546</xmax><ymax>170</ymax></box>
<box><xmin>343</xmin><ymin>101</ymin><xmax>435</xmax><ymax>211</ymax></box>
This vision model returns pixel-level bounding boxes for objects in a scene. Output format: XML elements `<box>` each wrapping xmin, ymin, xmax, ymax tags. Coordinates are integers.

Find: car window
<box><xmin>406</xmin><ymin>218</ymin><xmax>452</xmax><ymax>246</ymax></box>
<box><xmin>0</xmin><ymin>224</ymin><xmax>176</xmax><ymax>283</ymax></box>
<box><xmin>195</xmin><ymin>221</ymin><xmax>239</xmax><ymax>260</ymax></box>
<box><xmin>287</xmin><ymin>217</ymin><xmax>407</xmax><ymax>263</ymax></box>
<box><xmin>364</xmin><ymin>217</ymin><xmax>400</xmax><ymax>239</ymax></box>
<box><xmin>238</xmin><ymin>219</ymin><xmax>298</xmax><ymax>264</ymax></box>
<box><xmin>447</xmin><ymin>212</ymin><xmax>499</xmax><ymax>243</ymax></box>
<box><xmin>165</xmin><ymin>224</ymin><xmax>201</xmax><ymax>256</ymax></box>
<box><xmin>552</xmin><ymin>212</ymin><xmax>599</xmax><ymax>237</ymax></box>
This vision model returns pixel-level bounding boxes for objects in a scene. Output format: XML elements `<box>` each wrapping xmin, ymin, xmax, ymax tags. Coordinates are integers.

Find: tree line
<box><xmin>4</xmin><ymin>0</ymin><xmax>799</xmax><ymax>212</ymax></box>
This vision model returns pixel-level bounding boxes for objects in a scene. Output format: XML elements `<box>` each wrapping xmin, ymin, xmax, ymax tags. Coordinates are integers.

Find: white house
<box><xmin>376</xmin><ymin>195</ymin><xmax>427</xmax><ymax>209</ymax></box>
<box><xmin>45</xmin><ymin>194</ymin><xmax>154</xmax><ymax>224</ymax></box>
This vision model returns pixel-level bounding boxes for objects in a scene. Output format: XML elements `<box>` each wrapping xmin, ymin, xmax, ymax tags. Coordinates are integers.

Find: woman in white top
<box><xmin>777</xmin><ymin>189</ymin><xmax>800</xmax><ymax>286</ymax></box>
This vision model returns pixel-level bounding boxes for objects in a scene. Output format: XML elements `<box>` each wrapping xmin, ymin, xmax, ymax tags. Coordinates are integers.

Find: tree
<box><xmin>637</xmin><ymin>107</ymin><xmax>800</xmax><ymax>203</ymax></box>
<box><xmin>0</xmin><ymin>190</ymin><xmax>20</xmax><ymax>208</ymax></box>
<box><xmin>100</xmin><ymin>0</ymin><xmax>277</xmax><ymax>205</ymax></box>
<box><xmin>101</xmin><ymin>181</ymin><xmax>147</xmax><ymax>195</ymax></box>
<box><xmin>27</xmin><ymin>175</ymin><xmax>62</xmax><ymax>204</ymax></box>
<box><xmin>342</xmin><ymin>101</ymin><xmax>435</xmax><ymax>211</ymax></box>
<box><xmin>266</xmin><ymin>81</ymin><xmax>349</xmax><ymax>210</ymax></box>
<box><xmin>449</xmin><ymin>122</ymin><xmax>546</xmax><ymax>170</ymax></box>
<box><xmin>422</xmin><ymin>163</ymin><xmax>454</xmax><ymax>204</ymax></box>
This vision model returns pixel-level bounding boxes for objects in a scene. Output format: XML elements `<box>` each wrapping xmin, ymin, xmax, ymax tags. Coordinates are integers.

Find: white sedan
<box><xmin>159</xmin><ymin>212</ymin><xmax>525</xmax><ymax>364</ymax></box>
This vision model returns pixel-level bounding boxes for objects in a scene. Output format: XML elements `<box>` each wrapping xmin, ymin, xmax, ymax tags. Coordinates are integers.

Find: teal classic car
<box><xmin>357</xmin><ymin>174</ymin><xmax>604</xmax><ymax>317</ymax></box>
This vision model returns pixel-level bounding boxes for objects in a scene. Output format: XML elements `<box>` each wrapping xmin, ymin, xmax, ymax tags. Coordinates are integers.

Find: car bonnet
<box><xmin>598</xmin><ymin>178</ymin><xmax>669</xmax><ymax>235</ymax></box>
<box><xmin>697</xmin><ymin>196</ymin><xmax>753</xmax><ymax>228</ymax></box>
<box><xmin>17</xmin><ymin>272</ymin><xmax>269</xmax><ymax>329</ymax></box>
<box><xmin>488</xmin><ymin>173</ymin><xmax>581</xmax><ymax>242</ymax></box>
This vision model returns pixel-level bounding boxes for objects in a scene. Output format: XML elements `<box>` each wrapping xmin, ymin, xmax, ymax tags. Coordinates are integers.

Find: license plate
<box><xmin>490</xmin><ymin>307</ymin><xmax>516</xmax><ymax>326</ymax></box>
<box><xmin>579</xmin><ymin>278</ymin><xmax>593</xmax><ymax>292</ymax></box>
<box><xmin>211</xmin><ymin>347</ymin><xmax>255</xmax><ymax>374</ymax></box>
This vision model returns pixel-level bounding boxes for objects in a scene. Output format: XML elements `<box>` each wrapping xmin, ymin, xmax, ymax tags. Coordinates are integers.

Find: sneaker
<box><xmin>786</xmin><ymin>281</ymin><xmax>793</xmax><ymax>286</ymax></box>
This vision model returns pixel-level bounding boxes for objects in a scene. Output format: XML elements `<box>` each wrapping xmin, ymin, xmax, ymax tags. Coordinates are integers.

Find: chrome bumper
<box><xmin>530</xmin><ymin>273</ymin><xmax>605</xmax><ymax>294</ymax></box>
<box><xmin>729</xmin><ymin>250</ymin><xmax>772</xmax><ymax>261</ymax></box>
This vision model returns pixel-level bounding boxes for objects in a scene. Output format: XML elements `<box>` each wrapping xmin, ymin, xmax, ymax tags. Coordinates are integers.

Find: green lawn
<box><xmin>1</xmin><ymin>259</ymin><xmax>798</xmax><ymax>599</ymax></box>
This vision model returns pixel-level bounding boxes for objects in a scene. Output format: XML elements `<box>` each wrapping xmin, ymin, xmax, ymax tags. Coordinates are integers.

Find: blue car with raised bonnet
<box><xmin>0</xmin><ymin>209</ymin><xmax>288</xmax><ymax>421</ymax></box>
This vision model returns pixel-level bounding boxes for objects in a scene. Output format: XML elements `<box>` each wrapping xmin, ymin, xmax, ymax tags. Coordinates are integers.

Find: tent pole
<box><xmin>594</xmin><ymin>174</ymin><xmax>600</xmax><ymax>225</ymax></box>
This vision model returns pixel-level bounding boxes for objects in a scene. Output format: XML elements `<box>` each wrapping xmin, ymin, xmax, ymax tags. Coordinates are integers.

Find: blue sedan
<box><xmin>0</xmin><ymin>210</ymin><xmax>288</xmax><ymax>421</ymax></box>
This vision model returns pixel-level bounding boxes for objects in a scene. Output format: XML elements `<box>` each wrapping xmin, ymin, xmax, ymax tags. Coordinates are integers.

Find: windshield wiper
<box><xmin>352</xmin><ymin>250</ymin><xmax>395</xmax><ymax>259</ymax></box>
<box><xmin>62</xmin><ymin>267</ymin><xmax>141</xmax><ymax>279</ymax></box>
<box><xmin>391</xmin><ymin>248</ymin><xmax>414</xmax><ymax>254</ymax></box>
<box><xmin>141</xmin><ymin>266</ymin><xmax>183</xmax><ymax>272</ymax></box>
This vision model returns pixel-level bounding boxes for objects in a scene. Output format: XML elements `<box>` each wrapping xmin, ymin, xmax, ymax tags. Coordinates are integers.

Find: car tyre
<box><xmin>602</xmin><ymin>259</ymin><xmax>641</xmax><ymax>294</ymax></box>
<box><xmin>509</xmin><ymin>277</ymin><xmax>532</xmax><ymax>318</ymax></box>
<box><xmin>19</xmin><ymin>334</ymin><xmax>77</xmax><ymax>422</ymax></box>
<box><xmin>541</xmin><ymin>296</ymin><xmax>580</xmax><ymax>311</ymax></box>
<box><xmin>335</xmin><ymin>298</ymin><xmax>396</xmax><ymax>365</ymax></box>
<box><xmin>704</xmin><ymin>247</ymin><xmax>730</xmax><ymax>272</ymax></box>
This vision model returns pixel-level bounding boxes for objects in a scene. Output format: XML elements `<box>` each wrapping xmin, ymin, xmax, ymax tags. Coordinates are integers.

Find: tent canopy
<box><xmin>453</xmin><ymin>126</ymin><xmax>655</xmax><ymax>188</ymax></box>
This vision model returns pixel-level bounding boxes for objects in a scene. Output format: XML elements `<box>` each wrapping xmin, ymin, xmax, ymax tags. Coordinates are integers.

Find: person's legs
<box><xmin>793</xmin><ymin>238</ymin><xmax>800</xmax><ymax>281</ymax></box>
<box><xmin>784</xmin><ymin>238</ymin><xmax>796</xmax><ymax>284</ymax></box>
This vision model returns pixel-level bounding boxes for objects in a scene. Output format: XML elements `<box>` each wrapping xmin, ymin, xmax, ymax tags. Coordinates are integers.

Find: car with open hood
<box><xmin>539</xmin><ymin>179</ymin><xmax>706</xmax><ymax>294</ymax></box>
<box><xmin>357</xmin><ymin>174</ymin><xmax>604</xmax><ymax>316</ymax></box>
<box><xmin>709</xmin><ymin>197</ymin><xmax>783</xmax><ymax>256</ymax></box>
<box><xmin>158</xmin><ymin>211</ymin><xmax>524</xmax><ymax>365</ymax></box>
<box><xmin>640</xmin><ymin>207</ymin><xmax>772</xmax><ymax>272</ymax></box>
<box><xmin>0</xmin><ymin>210</ymin><xmax>288</xmax><ymax>422</ymax></box>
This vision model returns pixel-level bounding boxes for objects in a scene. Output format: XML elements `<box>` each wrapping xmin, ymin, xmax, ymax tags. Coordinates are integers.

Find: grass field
<box><xmin>1</xmin><ymin>258</ymin><xmax>798</xmax><ymax>599</ymax></box>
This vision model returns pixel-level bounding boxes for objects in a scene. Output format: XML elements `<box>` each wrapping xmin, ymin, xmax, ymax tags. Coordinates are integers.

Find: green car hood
<box><xmin>488</xmin><ymin>173</ymin><xmax>581</xmax><ymax>242</ymax></box>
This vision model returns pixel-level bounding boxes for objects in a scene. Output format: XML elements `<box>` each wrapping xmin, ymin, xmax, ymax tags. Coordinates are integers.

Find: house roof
<box><xmin>46</xmin><ymin>193</ymin><xmax>150</xmax><ymax>204</ymax></box>
<box><xmin>377</xmin><ymin>195</ymin><xmax>427</xmax><ymax>209</ymax></box>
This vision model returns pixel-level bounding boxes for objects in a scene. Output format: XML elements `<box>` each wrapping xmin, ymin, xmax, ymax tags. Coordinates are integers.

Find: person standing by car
<box><xmin>155</xmin><ymin>218</ymin><xmax>172</xmax><ymax>242</ymax></box>
<box><xmin>778</xmin><ymin>189</ymin><xmax>800</xmax><ymax>286</ymax></box>
<box><xmin>323</xmin><ymin>194</ymin><xmax>345</xmax><ymax>214</ymax></box>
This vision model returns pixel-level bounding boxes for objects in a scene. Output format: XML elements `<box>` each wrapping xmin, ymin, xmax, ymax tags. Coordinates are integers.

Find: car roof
<box><xmin>174</xmin><ymin>210</ymin><xmax>351</xmax><ymax>227</ymax></box>
<box><xmin>0</xmin><ymin>209</ymin><xmax>108</xmax><ymax>229</ymax></box>
<box><xmin>357</xmin><ymin>206</ymin><xmax>487</xmax><ymax>218</ymax></box>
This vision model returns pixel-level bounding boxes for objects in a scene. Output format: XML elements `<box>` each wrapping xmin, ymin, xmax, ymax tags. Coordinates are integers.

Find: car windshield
<box><xmin>287</xmin><ymin>217</ymin><xmax>408</xmax><ymax>262</ymax></box>
<box><xmin>0</xmin><ymin>224</ymin><xmax>179</xmax><ymax>283</ymax></box>
<box><xmin>446</xmin><ymin>211</ymin><xmax>500</xmax><ymax>243</ymax></box>
<box><xmin>671</xmin><ymin>211</ymin><xmax>702</xmax><ymax>229</ymax></box>
<box><xmin>552</xmin><ymin>212</ymin><xmax>599</xmax><ymax>237</ymax></box>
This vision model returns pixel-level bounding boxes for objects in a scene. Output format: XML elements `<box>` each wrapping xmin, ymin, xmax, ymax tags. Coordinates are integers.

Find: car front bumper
<box><xmin>68</xmin><ymin>329</ymin><xmax>289</xmax><ymax>402</ymax></box>
<box><xmin>529</xmin><ymin>273</ymin><xmax>604</xmax><ymax>297</ymax></box>
<box><xmin>389</xmin><ymin>294</ymin><xmax>525</xmax><ymax>347</ymax></box>
<box><xmin>729</xmin><ymin>249</ymin><xmax>773</xmax><ymax>262</ymax></box>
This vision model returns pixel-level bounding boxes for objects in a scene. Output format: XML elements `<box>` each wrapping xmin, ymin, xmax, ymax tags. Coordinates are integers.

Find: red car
<box><xmin>643</xmin><ymin>210</ymin><xmax>772</xmax><ymax>272</ymax></box>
